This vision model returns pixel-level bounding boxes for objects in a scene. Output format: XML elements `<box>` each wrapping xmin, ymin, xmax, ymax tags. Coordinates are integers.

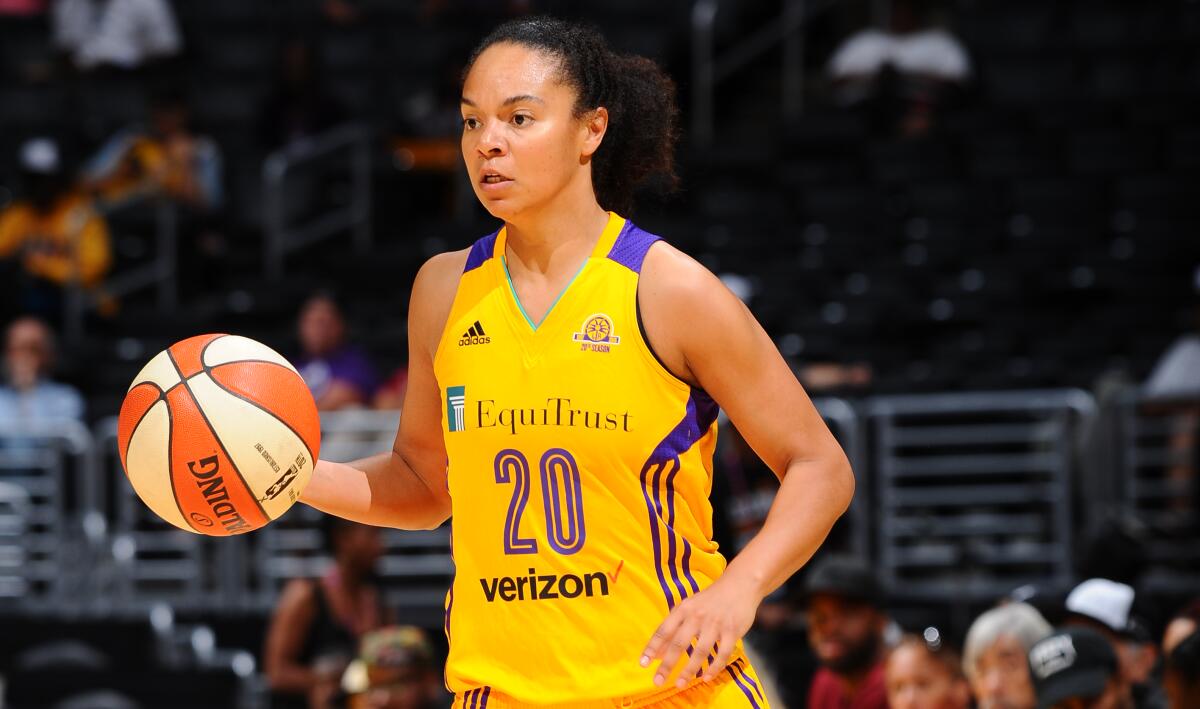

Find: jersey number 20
<box><xmin>493</xmin><ymin>448</ymin><xmax>586</xmax><ymax>556</ymax></box>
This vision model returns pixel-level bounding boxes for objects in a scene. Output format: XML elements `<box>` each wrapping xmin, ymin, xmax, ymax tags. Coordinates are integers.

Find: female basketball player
<box><xmin>301</xmin><ymin>17</ymin><xmax>854</xmax><ymax>707</ymax></box>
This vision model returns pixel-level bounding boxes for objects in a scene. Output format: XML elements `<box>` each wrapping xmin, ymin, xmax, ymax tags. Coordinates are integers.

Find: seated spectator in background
<box><xmin>52</xmin><ymin>0</ymin><xmax>180</xmax><ymax>72</ymax></box>
<box><xmin>805</xmin><ymin>555</ymin><xmax>891</xmax><ymax>709</ymax></box>
<box><xmin>258</xmin><ymin>37</ymin><xmax>347</xmax><ymax>153</ymax></box>
<box><xmin>827</xmin><ymin>0</ymin><xmax>970</xmax><ymax>137</ymax></box>
<box><xmin>963</xmin><ymin>602</ymin><xmax>1052</xmax><ymax>709</ymax></box>
<box><xmin>798</xmin><ymin>361</ymin><xmax>874</xmax><ymax>394</ymax></box>
<box><xmin>0</xmin><ymin>0</ymin><xmax>45</xmax><ymax>15</ymax></box>
<box><xmin>1163</xmin><ymin>602</ymin><xmax>1199</xmax><ymax>709</ymax></box>
<box><xmin>0</xmin><ymin>316</ymin><xmax>84</xmax><ymax>425</ymax></box>
<box><xmin>1144</xmin><ymin>272</ymin><xmax>1200</xmax><ymax>401</ymax></box>
<box><xmin>0</xmin><ymin>138</ymin><xmax>112</xmax><ymax>321</ymax></box>
<box><xmin>1064</xmin><ymin>579</ymin><xmax>1165</xmax><ymax>709</ymax></box>
<box><xmin>265</xmin><ymin>516</ymin><xmax>391</xmax><ymax>709</ymax></box>
<box><xmin>1029</xmin><ymin>627</ymin><xmax>1134</xmax><ymax>709</ymax></box>
<box><xmin>296</xmin><ymin>293</ymin><xmax>379</xmax><ymax>411</ymax></box>
<box><xmin>372</xmin><ymin>367</ymin><xmax>407</xmax><ymax>411</ymax></box>
<box><xmin>1142</xmin><ymin>277</ymin><xmax>1200</xmax><ymax>517</ymax></box>
<box><xmin>886</xmin><ymin>630</ymin><xmax>971</xmax><ymax>709</ymax></box>
<box><xmin>84</xmin><ymin>89</ymin><xmax>224</xmax><ymax>212</ymax></box>
<box><xmin>340</xmin><ymin>626</ymin><xmax>447</xmax><ymax>709</ymax></box>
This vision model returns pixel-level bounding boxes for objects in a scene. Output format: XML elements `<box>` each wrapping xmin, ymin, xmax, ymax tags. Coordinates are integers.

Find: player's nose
<box><xmin>476</xmin><ymin>118</ymin><xmax>507</xmax><ymax>156</ymax></box>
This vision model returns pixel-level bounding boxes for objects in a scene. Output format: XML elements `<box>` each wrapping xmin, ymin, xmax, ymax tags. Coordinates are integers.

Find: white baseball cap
<box><xmin>19</xmin><ymin>138</ymin><xmax>60</xmax><ymax>174</ymax></box>
<box><xmin>1065</xmin><ymin>578</ymin><xmax>1135</xmax><ymax>634</ymax></box>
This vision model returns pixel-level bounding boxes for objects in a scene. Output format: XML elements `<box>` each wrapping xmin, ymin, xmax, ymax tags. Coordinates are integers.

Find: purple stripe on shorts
<box><xmin>480</xmin><ymin>687</ymin><xmax>491</xmax><ymax>707</ymax></box>
<box><xmin>735</xmin><ymin>659</ymin><xmax>765</xmax><ymax>703</ymax></box>
<box><xmin>726</xmin><ymin>665</ymin><xmax>762</xmax><ymax>709</ymax></box>
<box><xmin>605</xmin><ymin>221</ymin><xmax>660</xmax><ymax>274</ymax></box>
<box><xmin>463</xmin><ymin>230</ymin><xmax>500</xmax><ymax>273</ymax></box>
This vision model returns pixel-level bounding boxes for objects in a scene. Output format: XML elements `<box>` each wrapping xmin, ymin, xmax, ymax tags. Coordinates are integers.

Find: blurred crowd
<box><xmin>741</xmin><ymin>557</ymin><xmax>1196</xmax><ymax>709</ymax></box>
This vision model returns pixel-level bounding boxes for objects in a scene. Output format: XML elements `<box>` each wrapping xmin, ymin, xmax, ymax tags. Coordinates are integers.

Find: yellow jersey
<box><xmin>433</xmin><ymin>212</ymin><xmax>734</xmax><ymax>704</ymax></box>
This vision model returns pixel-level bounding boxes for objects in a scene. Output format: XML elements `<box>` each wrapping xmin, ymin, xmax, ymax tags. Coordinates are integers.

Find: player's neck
<box><xmin>503</xmin><ymin>186</ymin><xmax>608</xmax><ymax>276</ymax></box>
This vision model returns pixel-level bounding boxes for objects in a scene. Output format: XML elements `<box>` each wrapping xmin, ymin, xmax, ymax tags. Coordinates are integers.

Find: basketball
<box><xmin>116</xmin><ymin>334</ymin><xmax>321</xmax><ymax>536</ymax></box>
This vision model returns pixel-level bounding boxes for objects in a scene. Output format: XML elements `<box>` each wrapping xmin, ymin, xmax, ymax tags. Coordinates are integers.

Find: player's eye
<box><xmin>511</xmin><ymin>114</ymin><xmax>532</xmax><ymax>127</ymax></box>
<box><xmin>463</xmin><ymin>117</ymin><xmax>479</xmax><ymax>130</ymax></box>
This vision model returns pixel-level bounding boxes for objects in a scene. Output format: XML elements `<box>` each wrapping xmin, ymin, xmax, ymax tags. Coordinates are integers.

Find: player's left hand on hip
<box><xmin>639</xmin><ymin>573</ymin><xmax>760</xmax><ymax>689</ymax></box>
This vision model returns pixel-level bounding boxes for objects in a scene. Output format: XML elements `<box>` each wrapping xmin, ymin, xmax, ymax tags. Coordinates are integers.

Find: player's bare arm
<box><xmin>638</xmin><ymin>242</ymin><xmax>855</xmax><ymax>686</ymax></box>
<box><xmin>301</xmin><ymin>249</ymin><xmax>467</xmax><ymax>529</ymax></box>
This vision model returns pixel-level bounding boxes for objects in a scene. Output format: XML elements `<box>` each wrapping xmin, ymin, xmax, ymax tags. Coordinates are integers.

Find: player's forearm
<box><xmin>301</xmin><ymin>452</ymin><xmax>451</xmax><ymax>530</ymax></box>
<box><xmin>723</xmin><ymin>453</ymin><xmax>855</xmax><ymax>599</ymax></box>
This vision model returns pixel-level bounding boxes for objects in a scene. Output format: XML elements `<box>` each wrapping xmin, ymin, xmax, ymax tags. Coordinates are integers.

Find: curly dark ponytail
<box><xmin>465</xmin><ymin>17</ymin><xmax>680</xmax><ymax>215</ymax></box>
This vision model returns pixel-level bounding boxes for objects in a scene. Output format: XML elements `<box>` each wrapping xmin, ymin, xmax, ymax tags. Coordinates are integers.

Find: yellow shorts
<box><xmin>454</xmin><ymin>656</ymin><xmax>770</xmax><ymax>708</ymax></box>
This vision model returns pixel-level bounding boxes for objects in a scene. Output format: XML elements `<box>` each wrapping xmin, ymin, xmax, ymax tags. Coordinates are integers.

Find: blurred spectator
<box><xmin>0</xmin><ymin>316</ymin><xmax>83</xmax><ymax>425</ymax></box>
<box><xmin>0</xmin><ymin>0</ymin><xmax>45</xmax><ymax>15</ymax></box>
<box><xmin>1029</xmin><ymin>627</ymin><xmax>1134</xmax><ymax>709</ymax></box>
<box><xmin>257</xmin><ymin>37</ymin><xmax>347</xmax><ymax>152</ymax></box>
<box><xmin>798</xmin><ymin>362</ymin><xmax>874</xmax><ymax>393</ymax></box>
<box><xmin>322</xmin><ymin>0</ymin><xmax>361</xmax><ymax>26</ymax></box>
<box><xmin>1063</xmin><ymin>579</ymin><xmax>1165</xmax><ymax>709</ymax></box>
<box><xmin>52</xmin><ymin>0</ymin><xmax>180</xmax><ymax>72</ymax></box>
<box><xmin>1143</xmin><ymin>273</ymin><xmax>1200</xmax><ymax>400</ymax></box>
<box><xmin>827</xmin><ymin>0</ymin><xmax>971</xmax><ymax>137</ymax></box>
<box><xmin>265</xmin><ymin>516</ymin><xmax>391</xmax><ymax>709</ymax></box>
<box><xmin>804</xmin><ymin>555</ymin><xmax>891</xmax><ymax>709</ymax></box>
<box><xmin>0</xmin><ymin>137</ymin><xmax>112</xmax><ymax>321</ymax></box>
<box><xmin>296</xmin><ymin>293</ymin><xmax>379</xmax><ymax>411</ymax></box>
<box><xmin>372</xmin><ymin>367</ymin><xmax>408</xmax><ymax>411</ymax></box>
<box><xmin>340</xmin><ymin>626</ymin><xmax>446</xmax><ymax>709</ymax></box>
<box><xmin>885</xmin><ymin>630</ymin><xmax>970</xmax><ymax>709</ymax></box>
<box><xmin>1142</xmin><ymin>280</ymin><xmax>1200</xmax><ymax>517</ymax></box>
<box><xmin>1163</xmin><ymin>602</ymin><xmax>1199</xmax><ymax>709</ymax></box>
<box><xmin>84</xmin><ymin>88</ymin><xmax>224</xmax><ymax>212</ymax></box>
<box><xmin>963</xmin><ymin>602</ymin><xmax>1052</xmax><ymax>709</ymax></box>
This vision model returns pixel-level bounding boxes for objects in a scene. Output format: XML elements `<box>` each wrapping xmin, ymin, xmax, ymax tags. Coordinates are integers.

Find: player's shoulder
<box><xmin>640</xmin><ymin>237</ymin><xmax>726</xmax><ymax>303</ymax></box>
<box><xmin>411</xmin><ymin>248</ymin><xmax>469</xmax><ymax>313</ymax></box>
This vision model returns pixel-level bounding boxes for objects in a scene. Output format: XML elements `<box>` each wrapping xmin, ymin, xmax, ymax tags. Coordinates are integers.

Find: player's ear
<box><xmin>580</xmin><ymin>107</ymin><xmax>608</xmax><ymax>159</ymax></box>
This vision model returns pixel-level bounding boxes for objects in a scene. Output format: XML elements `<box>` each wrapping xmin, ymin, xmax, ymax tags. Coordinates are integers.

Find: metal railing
<box><xmin>691</xmin><ymin>0</ymin><xmax>830</xmax><ymax>147</ymax></box>
<box><xmin>64</xmin><ymin>199</ymin><xmax>178</xmax><ymax>342</ymax></box>
<box><xmin>0</xmin><ymin>388</ymin><xmax>1194</xmax><ymax>617</ymax></box>
<box><xmin>262</xmin><ymin>122</ymin><xmax>372</xmax><ymax>281</ymax></box>
<box><xmin>869</xmin><ymin>389</ymin><xmax>1097</xmax><ymax>606</ymax></box>
<box><xmin>1114</xmin><ymin>391</ymin><xmax>1200</xmax><ymax>594</ymax></box>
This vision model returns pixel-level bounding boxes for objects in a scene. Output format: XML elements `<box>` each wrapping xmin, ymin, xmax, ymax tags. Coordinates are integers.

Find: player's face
<box><xmin>460</xmin><ymin>43</ymin><xmax>598</xmax><ymax>221</ymax></box>
<box><xmin>886</xmin><ymin>644</ymin><xmax>970</xmax><ymax>709</ymax></box>
<box><xmin>969</xmin><ymin>635</ymin><xmax>1038</xmax><ymax>709</ymax></box>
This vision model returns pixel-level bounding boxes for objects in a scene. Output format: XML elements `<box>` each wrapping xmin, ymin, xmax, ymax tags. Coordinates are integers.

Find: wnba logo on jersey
<box><xmin>572</xmin><ymin>313</ymin><xmax>621</xmax><ymax>353</ymax></box>
<box><xmin>447</xmin><ymin>385</ymin><xmax>466</xmax><ymax>432</ymax></box>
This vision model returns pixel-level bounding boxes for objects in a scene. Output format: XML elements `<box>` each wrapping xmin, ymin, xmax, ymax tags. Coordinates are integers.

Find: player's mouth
<box><xmin>480</xmin><ymin>168</ymin><xmax>513</xmax><ymax>190</ymax></box>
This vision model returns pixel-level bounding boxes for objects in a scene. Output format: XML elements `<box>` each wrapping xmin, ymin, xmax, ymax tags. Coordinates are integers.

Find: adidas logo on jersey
<box><xmin>459</xmin><ymin>321</ymin><xmax>491</xmax><ymax>346</ymax></box>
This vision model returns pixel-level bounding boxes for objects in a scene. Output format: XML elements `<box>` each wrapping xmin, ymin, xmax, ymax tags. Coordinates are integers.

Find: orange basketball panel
<box><xmin>208</xmin><ymin>361</ymin><xmax>321</xmax><ymax>461</ymax></box>
<box><xmin>164</xmin><ymin>384</ymin><xmax>270</xmax><ymax>535</ymax></box>
<box><xmin>168</xmin><ymin>333</ymin><xmax>225</xmax><ymax>379</ymax></box>
<box><xmin>117</xmin><ymin>381</ymin><xmax>162</xmax><ymax>472</ymax></box>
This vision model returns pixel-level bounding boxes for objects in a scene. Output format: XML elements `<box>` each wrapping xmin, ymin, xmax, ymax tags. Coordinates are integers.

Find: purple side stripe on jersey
<box><xmin>463</xmin><ymin>230</ymin><xmax>500</xmax><ymax>273</ymax></box>
<box><xmin>641</xmin><ymin>459</ymin><xmax>678</xmax><ymax>609</ymax></box>
<box><xmin>726</xmin><ymin>664</ymin><xmax>763</xmax><ymax>709</ymax></box>
<box><xmin>735</xmin><ymin>658</ymin><xmax>766</xmax><ymax>703</ymax></box>
<box><xmin>639</xmin><ymin>388</ymin><xmax>721</xmax><ymax>610</ymax></box>
<box><xmin>480</xmin><ymin>686</ymin><xmax>491</xmax><ymax>707</ymax></box>
<box><xmin>606</xmin><ymin>221</ymin><xmax>660</xmax><ymax>273</ymax></box>
<box><xmin>662</xmin><ymin>460</ymin><xmax>690</xmax><ymax>602</ymax></box>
